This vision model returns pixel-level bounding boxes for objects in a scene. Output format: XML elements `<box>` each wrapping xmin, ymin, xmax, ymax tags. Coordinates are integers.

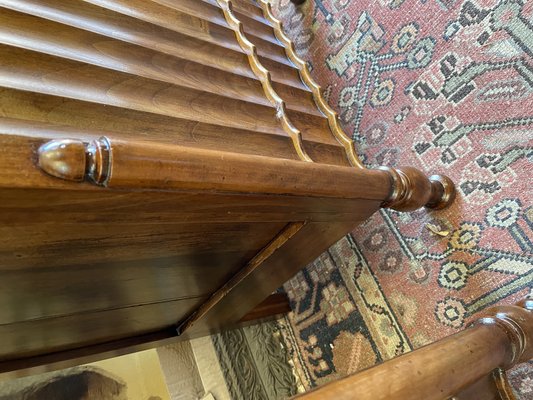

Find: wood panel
<box><xmin>0</xmin><ymin>221</ymin><xmax>286</xmax><ymax>270</ymax></box>
<box><xmin>0</xmin><ymin>45</ymin><xmax>286</xmax><ymax>137</ymax></box>
<box><xmin>0</xmin><ymin>0</ymin><xmax>252</xmax><ymax>78</ymax></box>
<box><xmin>180</xmin><ymin>220</ymin><xmax>375</xmax><ymax>337</ymax></box>
<box><xmin>0</xmin><ymin>8</ymin><xmax>273</xmax><ymax>109</ymax></box>
<box><xmin>86</xmin><ymin>0</ymin><xmax>290</xmax><ymax>65</ymax></box>
<box><xmin>0</xmin><ymin>0</ymin><xmax>305</xmax><ymax>90</ymax></box>
<box><xmin>0</xmin><ymin>253</ymin><xmax>246</xmax><ymax>325</ymax></box>
<box><xmin>0</xmin><ymin>188</ymin><xmax>376</xmax><ymax>224</ymax></box>
<box><xmin>0</xmin><ymin>98</ymin><xmax>300</xmax><ymax>160</ymax></box>
<box><xmin>0</xmin><ymin>297</ymin><xmax>206</xmax><ymax>361</ymax></box>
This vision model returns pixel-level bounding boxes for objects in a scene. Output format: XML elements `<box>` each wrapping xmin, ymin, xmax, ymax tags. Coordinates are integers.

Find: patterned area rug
<box><xmin>270</xmin><ymin>0</ymin><xmax>533</xmax><ymax>397</ymax></box>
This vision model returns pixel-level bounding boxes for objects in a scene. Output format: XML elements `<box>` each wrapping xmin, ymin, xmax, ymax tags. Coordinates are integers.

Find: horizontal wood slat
<box><xmin>0</xmin><ymin>97</ymin><xmax>300</xmax><ymax>160</ymax></box>
<box><xmin>0</xmin><ymin>45</ymin><xmax>288</xmax><ymax>137</ymax></box>
<box><xmin>85</xmin><ymin>0</ymin><xmax>290</xmax><ymax>66</ymax></box>
<box><xmin>0</xmin><ymin>1</ymin><xmax>252</xmax><ymax>79</ymax></box>
<box><xmin>0</xmin><ymin>187</ymin><xmax>377</xmax><ymax>224</ymax></box>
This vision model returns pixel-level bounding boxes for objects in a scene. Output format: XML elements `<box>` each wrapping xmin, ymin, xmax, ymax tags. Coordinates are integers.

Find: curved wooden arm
<box><xmin>294</xmin><ymin>300</ymin><xmax>533</xmax><ymax>400</ymax></box>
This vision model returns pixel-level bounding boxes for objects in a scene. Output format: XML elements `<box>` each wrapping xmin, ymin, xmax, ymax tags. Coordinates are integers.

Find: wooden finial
<box><xmin>381</xmin><ymin>166</ymin><xmax>456</xmax><ymax>212</ymax></box>
<box><xmin>475</xmin><ymin>299</ymin><xmax>533</xmax><ymax>366</ymax></box>
<box><xmin>38</xmin><ymin>137</ymin><xmax>111</xmax><ymax>185</ymax></box>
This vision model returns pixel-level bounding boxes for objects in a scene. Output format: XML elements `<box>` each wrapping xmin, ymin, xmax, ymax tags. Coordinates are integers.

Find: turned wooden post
<box><xmin>37</xmin><ymin>138</ymin><xmax>455</xmax><ymax>212</ymax></box>
<box><xmin>36</xmin><ymin>137</ymin><xmax>392</xmax><ymax>199</ymax></box>
<box><xmin>294</xmin><ymin>300</ymin><xmax>533</xmax><ymax>400</ymax></box>
<box><xmin>381</xmin><ymin>166</ymin><xmax>456</xmax><ymax>211</ymax></box>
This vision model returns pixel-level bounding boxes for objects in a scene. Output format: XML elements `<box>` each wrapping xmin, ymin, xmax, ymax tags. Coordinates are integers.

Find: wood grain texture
<box><xmin>0</xmin><ymin>97</ymin><xmax>301</xmax><ymax>160</ymax></box>
<box><xmin>177</xmin><ymin>222</ymin><xmax>305</xmax><ymax>334</ymax></box>
<box><xmin>32</xmin><ymin>136</ymin><xmax>392</xmax><ymax>199</ymax></box>
<box><xmin>0</xmin><ymin>220</ymin><xmax>286</xmax><ymax>270</ymax></box>
<box><xmin>0</xmin><ymin>44</ymin><xmax>287</xmax><ymax>137</ymax></box>
<box><xmin>1</xmin><ymin>0</ymin><xmax>305</xmax><ymax>89</ymax></box>
<box><xmin>0</xmin><ymin>252</ymin><xmax>251</xmax><ymax>324</ymax></box>
<box><xmin>215</xmin><ymin>0</ymin><xmax>311</xmax><ymax>161</ymax></box>
<box><xmin>0</xmin><ymin>296</ymin><xmax>206</xmax><ymax>361</ymax></box>
<box><xmin>180</xmin><ymin>220</ymin><xmax>374</xmax><ymax>338</ymax></box>
<box><xmin>0</xmin><ymin>0</ymin><xmax>456</xmax><ymax>378</ymax></box>
<box><xmin>86</xmin><ymin>0</ymin><xmax>291</xmax><ymax>66</ymax></box>
<box><xmin>0</xmin><ymin>187</ymin><xmax>376</xmax><ymax>224</ymax></box>
<box><xmin>294</xmin><ymin>300</ymin><xmax>533</xmax><ymax>400</ymax></box>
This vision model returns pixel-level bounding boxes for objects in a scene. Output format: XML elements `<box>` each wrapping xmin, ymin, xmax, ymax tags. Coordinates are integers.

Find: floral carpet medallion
<box><xmin>270</xmin><ymin>0</ymin><xmax>533</xmax><ymax>397</ymax></box>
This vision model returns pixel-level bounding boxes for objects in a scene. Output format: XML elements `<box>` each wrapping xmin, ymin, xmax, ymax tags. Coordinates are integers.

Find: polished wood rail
<box><xmin>35</xmin><ymin>136</ymin><xmax>455</xmax><ymax>211</ymax></box>
<box><xmin>0</xmin><ymin>0</ymin><xmax>458</xmax><ymax>378</ymax></box>
<box><xmin>295</xmin><ymin>300</ymin><xmax>533</xmax><ymax>400</ymax></box>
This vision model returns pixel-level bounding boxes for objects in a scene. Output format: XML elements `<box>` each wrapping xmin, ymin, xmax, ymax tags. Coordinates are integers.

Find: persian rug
<box><xmin>269</xmin><ymin>0</ymin><xmax>533</xmax><ymax>397</ymax></box>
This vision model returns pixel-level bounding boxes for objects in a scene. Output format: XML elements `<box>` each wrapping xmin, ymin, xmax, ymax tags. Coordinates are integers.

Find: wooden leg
<box><xmin>290</xmin><ymin>0</ymin><xmax>307</xmax><ymax>5</ymax></box>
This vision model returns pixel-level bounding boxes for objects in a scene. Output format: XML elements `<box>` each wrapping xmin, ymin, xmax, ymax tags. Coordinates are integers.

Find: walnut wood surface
<box><xmin>0</xmin><ymin>293</ymin><xmax>290</xmax><ymax>380</ymax></box>
<box><xmin>181</xmin><ymin>220</ymin><xmax>369</xmax><ymax>338</ymax></box>
<box><xmin>0</xmin><ymin>8</ymin><xmax>310</xmax><ymax>113</ymax></box>
<box><xmin>0</xmin><ymin>297</ymin><xmax>206</xmax><ymax>361</ymax></box>
<box><xmin>0</xmin><ymin>0</ymin><xmax>457</xmax><ymax>375</ymax></box>
<box><xmin>34</xmin><ymin>137</ymin><xmax>391</xmax><ymax>197</ymax></box>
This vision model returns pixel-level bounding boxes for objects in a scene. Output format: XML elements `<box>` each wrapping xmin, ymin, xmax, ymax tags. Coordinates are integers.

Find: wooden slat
<box><xmin>0</xmin><ymin>186</ymin><xmax>375</xmax><ymax>225</ymax></box>
<box><xmin>0</xmin><ymin>9</ymin><xmax>261</xmax><ymax>107</ymax></box>
<box><xmin>288</xmin><ymin>109</ymin><xmax>342</xmax><ymax>145</ymax></box>
<box><xmin>0</xmin><ymin>297</ymin><xmax>206</xmax><ymax>361</ymax></box>
<box><xmin>205</xmin><ymin>0</ymin><xmax>266</xmax><ymax>23</ymax></box>
<box><xmin>0</xmin><ymin>45</ymin><xmax>288</xmax><ymax>137</ymax></box>
<box><xmin>0</xmin><ymin>0</ymin><xmax>305</xmax><ymax>89</ymax></box>
<box><xmin>0</xmin><ymin>95</ymin><xmax>300</xmax><ymax>160</ymax></box>
<box><xmin>239</xmin><ymin>10</ymin><xmax>279</xmax><ymax>44</ymax></box>
<box><xmin>257</xmin><ymin>0</ymin><xmax>366</xmax><ymax>168</ymax></box>
<box><xmin>85</xmin><ymin>0</ymin><xmax>291</xmax><ymax>66</ymax></box>
<box><xmin>152</xmin><ymin>0</ymin><xmax>227</xmax><ymax>25</ymax></box>
<box><xmin>212</xmin><ymin>0</ymin><xmax>346</xmax><ymax>162</ymax></box>
<box><xmin>0</xmin><ymin>8</ymin><xmax>320</xmax><ymax>117</ymax></box>
<box><xmin>87</xmin><ymin>0</ymin><xmax>242</xmax><ymax>51</ymax></box>
<box><xmin>0</xmin><ymin>1</ymin><xmax>253</xmax><ymax>79</ymax></box>
<box><xmin>304</xmin><ymin>140</ymin><xmax>352</xmax><ymax>166</ymax></box>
